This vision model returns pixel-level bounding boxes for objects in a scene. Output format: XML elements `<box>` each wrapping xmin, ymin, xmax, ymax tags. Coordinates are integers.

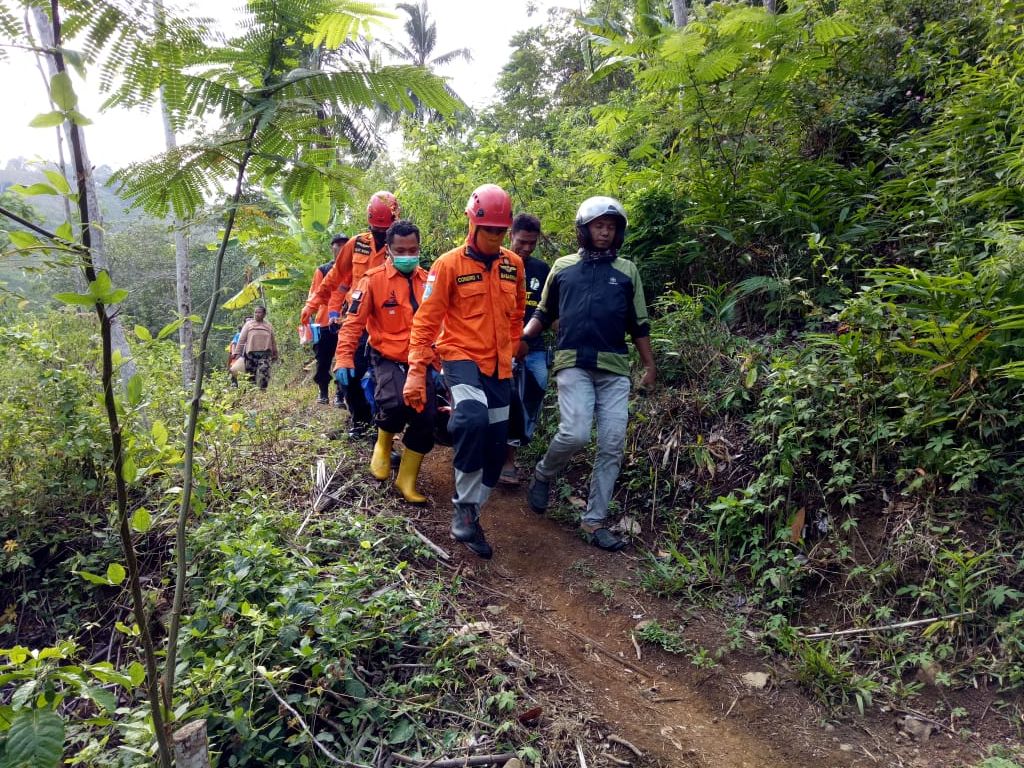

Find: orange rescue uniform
<box><xmin>305</xmin><ymin>264</ymin><xmax>331</xmax><ymax>326</ymax></box>
<box><xmin>305</xmin><ymin>231</ymin><xmax>387</xmax><ymax>318</ymax></box>
<box><xmin>335</xmin><ymin>262</ymin><xmax>429</xmax><ymax>369</ymax></box>
<box><xmin>408</xmin><ymin>244</ymin><xmax>526</xmax><ymax>378</ymax></box>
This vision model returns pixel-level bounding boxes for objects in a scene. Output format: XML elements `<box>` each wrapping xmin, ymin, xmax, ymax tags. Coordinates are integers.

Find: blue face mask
<box><xmin>392</xmin><ymin>255</ymin><xmax>420</xmax><ymax>274</ymax></box>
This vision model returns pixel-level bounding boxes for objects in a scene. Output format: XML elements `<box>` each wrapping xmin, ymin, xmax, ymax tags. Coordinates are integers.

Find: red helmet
<box><xmin>367</xmin><ymin>191</ymin><xmax>400</xmax><ymax>229</ymax></box>
<box><xmin>464</xmin><ymin>184</ymin><xmax>512</xmax><ymax>228</ymax></box>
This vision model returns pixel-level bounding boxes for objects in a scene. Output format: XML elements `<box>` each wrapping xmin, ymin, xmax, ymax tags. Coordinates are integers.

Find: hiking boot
<box><xmin>333</xmin><ymin>391</ymin><xmax>345</xmax><ymax>408</ymax></box>
<box><xmin>316</xmin><ymin>394</ymin><xmax>329</xmax><ymax>405</ymax></box>
<box><xmin>451</xmin><ymin>503</ymin><xmax>492</xmax><ymax>559</ymax></box>
<box><xmin>526</xmin><ymin>472</ymin><xmax>550</xmax><ymax>515</ymax></box>
<box><xmin>582</xmin><ymin>526</ymin><xmax>626</xmax><ymax>552</ymax></box>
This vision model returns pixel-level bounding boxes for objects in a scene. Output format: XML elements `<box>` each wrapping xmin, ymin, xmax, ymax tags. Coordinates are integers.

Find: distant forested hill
<box><xmin>0</xmin><ymin>156</ymin><xmax>143</xmax><ymax>229</ymax></box>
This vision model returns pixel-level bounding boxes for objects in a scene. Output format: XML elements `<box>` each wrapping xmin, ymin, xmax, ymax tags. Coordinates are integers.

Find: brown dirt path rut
<box><xmin>412</xmin><ymin>447</ymin><xmax>871</xmax><ymax>768</ymax></box>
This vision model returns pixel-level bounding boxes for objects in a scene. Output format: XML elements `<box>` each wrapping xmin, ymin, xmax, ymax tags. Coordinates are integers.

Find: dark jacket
<box><xmin>532</xmin><ymin>249</ymin><xmax>649</xmax><ymax>376</ymax></box>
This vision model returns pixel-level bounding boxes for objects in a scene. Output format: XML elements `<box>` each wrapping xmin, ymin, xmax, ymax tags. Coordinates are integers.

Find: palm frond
<box><xmin>430</xmin><ymin>47</ymin><xmax>472</xmax><ymax>68</ymax></box>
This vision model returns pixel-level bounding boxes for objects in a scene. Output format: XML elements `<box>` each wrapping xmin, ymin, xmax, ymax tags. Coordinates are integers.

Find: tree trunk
<box><xmin>671</xmin><ymin>0</ymin><xmax>689</xmax><ymax>27</ymax></box>
<box><xmin>33</xmin><ymin>6</ymin><xmax>136</xmax><ymax>388</ymax></box>
<box><xmin>154</xmin><ymin>0</ymin><xmax>195</xmax><ymax>385</ymax></box>
<box><xmin>172</xmin><ymin>721</ymin><xmax>210</xmax><ymax>768</ymax></box>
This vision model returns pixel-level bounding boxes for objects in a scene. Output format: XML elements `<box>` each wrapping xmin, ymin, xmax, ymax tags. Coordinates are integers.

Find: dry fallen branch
<box><xmin>564</xmin><ymin>628</ymin><xmax>648</xmax><ymax>678</ymax></box>
<box><xmin>408</xmin><ymin>523</ymin><xmax>450</xmax><ymax>560</ymax></box>
<box><xmin>798</xmin><ymin>611</ymin><xmax>974</xmax><ymax>641</ymax></box>
<box><xmin>607</xmin><ymin>734</ymin><xmax>643</xmax><ymax>758</ymax></box>
<box><xmin>391</xmin><ymin>753</ymin><xmax>517</xmax><ymax>768</ymax></box>
<box><xmin>258</xmin><ymin>669</ymin><xmax>369</xmax><ymax>768</ymax></box>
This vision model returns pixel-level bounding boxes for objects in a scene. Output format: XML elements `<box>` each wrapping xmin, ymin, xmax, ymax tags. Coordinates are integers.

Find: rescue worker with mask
<box><xmin>335</xmin><ymin>220</ymin><xmax>434</xmax><ymax>503</ymax></box>
<box><xmin>301</xmin><ymin>191</ymin><xmax>400</xmax><ymax>436</ymax></box>
<box><xmin>404</xmin><ymin>184</ymin><xmax>526</xmax><ymax>559</ymax></box>
<box><xmin>307</xmin><ymin>232</ymin><xmax>350</xmax><ymax>406</ymax></box>
<box><xmin>519</xmin><ymin>196</ymin><xmax>657</xmax><ymax>551</ymax></box>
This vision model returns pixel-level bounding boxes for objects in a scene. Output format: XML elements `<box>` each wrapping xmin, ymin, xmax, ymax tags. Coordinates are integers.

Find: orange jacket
<box><xmin>408</xmin><ymin>243</ymin><xmax>525</xmax><ymax>379</ymax></box>
<box><xmin>335</xmin><ymin>262</ymin><xmax>429</xmax><ymax>370</ymax></box>
<box><xmin>306</xmin><ymin>263</ymin><xmax>332</xmax><ymax>326</ymax></box>
<box><xmin>305</xmin><ymin>232</ymin><xmax>387</xmax><ymax>318</ymax></box>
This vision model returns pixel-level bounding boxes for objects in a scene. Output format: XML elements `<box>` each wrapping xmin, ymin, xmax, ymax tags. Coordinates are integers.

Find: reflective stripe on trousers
<box><xmin>443</xmin><ymin>359</ymin><xmax>511</xmax><ymax>507</ymax></box>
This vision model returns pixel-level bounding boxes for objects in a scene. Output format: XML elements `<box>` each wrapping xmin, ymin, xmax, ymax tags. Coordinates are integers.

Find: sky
<box><xmin>0</xmin><ymin>0</ymin><xmax>572</xmax><ymax>168</ymax></box>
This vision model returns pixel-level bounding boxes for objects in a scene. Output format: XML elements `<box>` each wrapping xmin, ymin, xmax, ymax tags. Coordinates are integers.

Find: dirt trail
<box><xmin>411</xmin><ymin>447</ymin><xmax>877</xmax><ymax>768</ymax></box>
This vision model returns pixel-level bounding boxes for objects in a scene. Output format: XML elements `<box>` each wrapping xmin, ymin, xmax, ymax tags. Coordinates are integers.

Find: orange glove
<box><xmin>403</xmin><ymin>362</ymin><xmax>428</xmax><ymax>413</ymax></box>
<box><xmin>300</xmin><ymin>303</ymin><xmax>315</xmax><ymax>324</ymax></box>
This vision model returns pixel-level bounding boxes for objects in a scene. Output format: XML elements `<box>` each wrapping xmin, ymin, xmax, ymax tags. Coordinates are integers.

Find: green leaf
<box><xmin>156</xmin><ymin>316</ymin><xmax>185</xmax><ymax>340</ymax></box>
<box><xmin>151</xmin><ymin>421</ymin><xmax>168</xmax><ymax>447</ymax></box>
<box><xmin>10</xmin><ymin>183</ymin><xmax>59</xmax><ymax>197</ymax></box>
<box><xmin>813</xmin><ymin>17</ymin><xmax>857</xmax><ymax>44</ymax></box>
<box><xmin>107</xmin><ymin>289</ymin><xmax>128</xmax><ymax>305</ymax></box>
<box><xmin>121</xmin><ymin>457</ymin><xmax>137</xmax><ymax>484</ymax></box>
<box><xmin>49</xmin><ymin>72</ymin><xmax>76</xmax><ymax>111</ymax></box>
<box><xmin>106</xmin><ymin>563</ymin><xmax>126</xmax><ymax>586</ymax></box>
<box><xmin>8</xmin><ymin>231</ymin><xmax>42</xmax><ymax>249</ymax></box>
<box><xmin>12</xmin><ymin>680</ymin><xmax>38</xmax><ymax>709</ymax></box>
<box><xmin>134</xmin><ymin>325</ymin><xmax>152</xmax><ymax>341</ymax></box>
<box><xmin>131</xmin><ymin>508</ymin><xmax>152</xmax><ymax>533</ymax></box>
<box><xmin>42</xmin><ymin>171</ymin><xmax>70</xmax><ymax>195</ymax></box>
<box><xmin>66</xmin><ymin>110</ymin><xmax>92</xmax><ymax>126</ymax></box>
<box><xmin>127</xmin><ymin>662</ymin><xmax>145</xmax><ymax>687</ymax></box>
<box><xmin>89</xmin><ymin>271</ymin><xmax>112</xmax><ymax>299</ymax></box>
<box><xmin>55</xmin><ymin>222</ymin><xmax>74</xmax><ymax>242</ymax></box>
<box><xmin>81</xmin><ymin>685</ymin><xmax>116</xmax><ymax>712</ymax></box>
<box><xmin>4</xmin><ymin>708</ymin><xmax>64</xmax><ymax>768</ymax></box>
<box><xmin>386</xmin><ymin>718</ymin><xmax>415</xmax><ymax>745</ymax></box>
<box><xmin>28</xmin><ymin>111</ymin><xmax>65</xmax><ymax>128</ymax></box>
<box><xmin>73</xmin><ymin>570</ymin><xmax>110</xmax><ymax>586</ymax></box>
<box><xmin>126</xmin><ymin>375</ymin><xmax>143</xmax><ymax>406</ymax></box>
<box><xmin>53</xmin><ymin>292</ymin><xmax>95</xmax><ymax>306</ymax></box>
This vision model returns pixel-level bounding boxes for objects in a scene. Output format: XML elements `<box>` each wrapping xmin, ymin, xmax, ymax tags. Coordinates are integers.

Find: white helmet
<box><xmin>575</xmin><ymin>196</ymin><xmax>627</xmax><ymax>250</ymax></box>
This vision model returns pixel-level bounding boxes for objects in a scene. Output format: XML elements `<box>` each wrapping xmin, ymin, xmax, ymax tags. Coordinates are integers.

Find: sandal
<box><xmin>498</xmin><ymin>466</ymin><xmax>521</xmax><ymax>487</ymax></box>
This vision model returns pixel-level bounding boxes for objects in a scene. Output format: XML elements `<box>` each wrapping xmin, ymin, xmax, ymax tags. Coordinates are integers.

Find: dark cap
<box><xmin>330</xmin><ymin>232</ymin><xmax>349</xmax><ymax>245</ymax></box>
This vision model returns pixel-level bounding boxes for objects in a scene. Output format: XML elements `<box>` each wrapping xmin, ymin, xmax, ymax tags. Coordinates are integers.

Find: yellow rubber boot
<box><xmin>369</xmin><ymin>430</ymin><xmax>395</xmax><ymax>480</ymax></box>
<box><xmin>394</xmin><ymin>449</ymin><xmax>428</xmax><ymax>504</ymax></box>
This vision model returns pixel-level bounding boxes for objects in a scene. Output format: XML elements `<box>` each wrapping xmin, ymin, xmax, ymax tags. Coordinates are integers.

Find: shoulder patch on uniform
<box><xmin>427</xmin><ymin>272</ymin><xmax>437</xmax><ymax>282</ymax></box>
<box><xmin>354</xmin><ymin>239</ymin><xmax>372</xmax><ymax>255</ymax></box>
<box><xmin>499</xmin><ymin>263</ymin><xmax>518</xmax><ymax>282</ymax></box>
<box><xmin>347</xmin><ymin>289</ymin><xmax>364</xmax><ymax>314</ymax></box>
<box><xmin>456</xmin><ymin>273</ymin><xmax>483</xmax><ymax>284</ymax></box>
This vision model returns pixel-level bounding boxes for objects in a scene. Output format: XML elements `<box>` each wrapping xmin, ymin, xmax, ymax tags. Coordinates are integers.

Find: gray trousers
<box><xmin>534</xmin><ymin>367</ymin><xmax>630</xmax><ymax>526</ymax></box>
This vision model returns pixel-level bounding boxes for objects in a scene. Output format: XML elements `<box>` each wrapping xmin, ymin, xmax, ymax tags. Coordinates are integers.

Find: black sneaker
<box><xmin>316</xmin><ymin>394</ymin><xmax>329</xmax><ymax>405</ymax></box>
<box><xmin>348</xmin><ymin>421</ymin><xmax>371</xmax><ymax>439</ymax></box>
<box><xmin>583</xmin><ymin>527</ymin><xmax>626</xmax><ymax>552</ymax></box>
<box><xmin>526</xmin><ymin>473</ymin><xmax>549</xmax><ymax>515</ymax></box>
<box><xmin>333</xmin><ymin>392</ymin><xmax>345</xmax><ymax>408</ymax></box>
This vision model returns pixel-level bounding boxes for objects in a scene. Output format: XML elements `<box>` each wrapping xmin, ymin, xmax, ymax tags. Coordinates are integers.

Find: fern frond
<box><xmin>660</xmin><ymin>27</ymin><xmax>706</xmax><ymax>64</ymax></box>
<box><xmin>717</xmin><ymin>6</ymin><xmax>777</xmax><ymax>41</ymax></box>
<box><xmin>813</xmin><ymin>15</ymin><xmax>857</xmax><ymax>45</ymax></box>
<box><xmin>310</xmin><ymin>5</ymin><xmax>394</xmax><ymax>49</ymax></box>
<box><xmin>692</xmin><ymin>47</ymin><xmax>744</xmax><ymax>83</ymax></box>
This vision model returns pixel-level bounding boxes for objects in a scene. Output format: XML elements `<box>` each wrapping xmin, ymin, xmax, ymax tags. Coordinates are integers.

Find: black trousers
<box><xmin>443</xmin><ymin>360</ymin><xmax>510</xmax><ymax>507</ymax></box>
<box><xmin>371</xmin><ymin>353</ymin><xmax>435</xmax><ymax>454</ymax></box>
<box><xmin>346</xmin><ymin>331</ymin><xmax>373</xmax><ymax>425</ymax></box>
<box><xmin>313</xmin><ymin>324</ymin><xmax>339</xmax><ymax>396</ymax></box>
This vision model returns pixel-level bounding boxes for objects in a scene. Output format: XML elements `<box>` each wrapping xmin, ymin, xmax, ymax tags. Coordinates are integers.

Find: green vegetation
<box><xmin>2</xmin><ymin>0</ymin><xmax>1024</xmax><ymax>764</ymax></box>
